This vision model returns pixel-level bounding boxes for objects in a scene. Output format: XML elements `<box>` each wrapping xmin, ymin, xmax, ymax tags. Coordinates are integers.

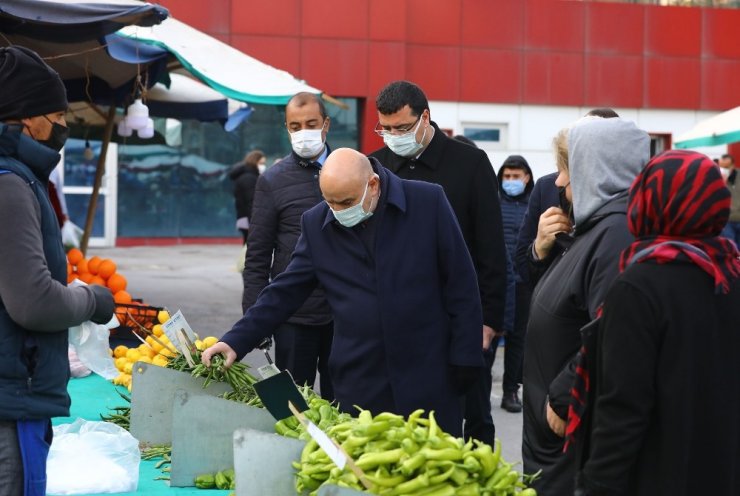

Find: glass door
<box><xmin>60</xmin><ymin>138</ymin><xmax>118</xmax><ymax>247</ymax></box>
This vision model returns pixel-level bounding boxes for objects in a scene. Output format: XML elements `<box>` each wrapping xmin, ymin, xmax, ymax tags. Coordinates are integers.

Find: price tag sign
<box><xmin>162</xmin><ymin>310</ymin><xmax>196</xmax><ymax>353</ymax></box>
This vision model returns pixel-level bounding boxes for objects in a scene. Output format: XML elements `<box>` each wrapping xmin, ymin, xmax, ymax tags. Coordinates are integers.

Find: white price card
<box><xmin>306</xmin><ymin>421</ymin><xmax>347</xmax><ymax>470</ymax></box>
<box><xmin>161</xmin><ymin>310</ymin><xmax>196</xmax><ymax>353</ymax></box>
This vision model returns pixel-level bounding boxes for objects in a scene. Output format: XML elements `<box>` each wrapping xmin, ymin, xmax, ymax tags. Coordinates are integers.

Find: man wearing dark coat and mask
<box><xmin>0</xmin><ymin>46</ymin><xmax>115</xmax><ymax>496</ymax></box>
<box><xmin>204</xmin><ymin>148</ymin><xmax>484</xmax><ymax>436</ymax></box>
<box><xmin>370</xmin><ymin>80</ymin><xmax>507</xmax><ymax>446</ymax></box>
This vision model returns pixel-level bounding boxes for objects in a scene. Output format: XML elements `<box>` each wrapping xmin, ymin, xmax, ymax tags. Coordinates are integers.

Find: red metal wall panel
<box><xmin>368</xmin><ymin>0</ymin><xmax>407</xmax><ymax>41</ymax></box>
<box><xmin>700</xmin><ymin>59</ymin><xmax>740</xmax><ymax>110</ymax></box>
<box><xmin>368</xmin><ymin>42</ymin><xmax>407</xmax><ymax>97</ymax></box>
<box><xmin>405</xmin><ymin>0</ymin><xmax>462</xmax><ymax>46</ymax></box>
<box><xmin>586</xmin><ymin>1</ymin><xmax>644</xmax><ymax>56</ymax></box>
<box><xmin>645</xmin><ymin>5</ymin><xmax>701</xmax><ymax>57</ymax></box>
<box><xmin>702</xmin><ymin>8</ymin><xmax>740</xmax><ymax>59</ymax></box>
<box><xmin>300</xmin><ymin>0</ymin><xmax>368</xmax><ymax>40</ymax></box>
<box><xmin>524</xmin><ymin>51</ymin><xmax>584</xmax><ymax>106</ymax></box>
<box><xmin>460</xmin><ymin>49</ymin><xmax>521</xmax><ymax>103</ymax></box>
<box><xmin>231</xmin><ymin>0</ymin><xmax>301</xmax><ymax>36</ymax></box>
<box><xmin>645</xmin><ymin>57</ymin><xmax>701</xmax><ymax>109</ymax></box>
<box><xmin>300</xmin><ymin>39</ymin><xmax>369</xmax><ymax>96</ymax></box>
<box><xmin>585</xmin><ymin>55</ymin><xmax>643</xmax><ymax>108</ymax></box>
<box><xmin>461</xmin><ymin>0</ymin><xmax>524</xmax><ymax>49</ymax></box>
<box><xmin>230</xmin><ymin>35</ymin><xmax>302</xmax><ymax>76</ymax></box>
<box><xmin>524</xmin><ymin>0</ymin><xmax>585</xmax><ymax>51</ymax></box>
<box><xmin>405</xmin><ymin>45</ymin><xmax>461</xmax><ymax>101</ymax></box>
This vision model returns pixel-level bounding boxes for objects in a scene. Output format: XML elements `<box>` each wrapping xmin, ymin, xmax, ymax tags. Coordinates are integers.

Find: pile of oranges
<box><xmin>66</xmin><ymin>248</ymin><xmax>131</xmax><ymax>305</ymax></box>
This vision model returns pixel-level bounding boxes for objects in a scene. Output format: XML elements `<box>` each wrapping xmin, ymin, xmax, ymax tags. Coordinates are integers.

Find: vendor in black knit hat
<box><xmin>0</xmin><ymin>45</ymin><xmax>70</xmax><ymax>151</ymax></box>
<box><xmin>0</xmin><ymin>46</ymin><xmax>115</xmax><ymax>496</ymax></box>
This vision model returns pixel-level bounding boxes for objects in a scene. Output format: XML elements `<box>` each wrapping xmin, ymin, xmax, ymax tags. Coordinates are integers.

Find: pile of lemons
<box><xmin>109</xmin><ymin>310</ymin><xmax>220</xmax><ymax>391</ymax></box>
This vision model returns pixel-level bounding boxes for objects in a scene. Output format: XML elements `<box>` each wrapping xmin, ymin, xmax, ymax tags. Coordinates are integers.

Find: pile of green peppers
<box><xmin>293</xmin><ymin>409</ymin><xmax>537</xmax><ymax>496</ymax></box>
<box><xmin>193</xmin><ymin>468</ymin><xmax>235</xmax><ymax>489</ymax></box>
<box><xmin>274</xmin><ymin>388</ymin><xmax>352</xmax><ymax>440</ymax></box>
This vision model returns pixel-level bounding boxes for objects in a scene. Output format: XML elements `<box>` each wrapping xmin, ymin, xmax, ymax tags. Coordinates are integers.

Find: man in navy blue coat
<box><xmin>204</xmin><ymin>148</ymin><xmax>484</xmax><ymax>435</ymax></box>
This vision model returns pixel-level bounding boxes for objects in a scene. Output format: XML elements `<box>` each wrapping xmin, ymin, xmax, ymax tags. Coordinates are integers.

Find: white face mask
<box><xmin>290</xmin><ymin>122</ymin><xmax>326</xmax><ymax>158</ymax></box>
<box><xmin>330</xmin><ymin>180</ymin><xmax>376</xmax><ymax>228</ymax></box>
<box><xmin>257</xmin><ymin>162</ymin><xmax>267</xmax><ymax>174</ymax></box>
<box><xmin>383</xmin><ymin>118</ymin><xmax>426</xmax><ymax>158</ymax></box>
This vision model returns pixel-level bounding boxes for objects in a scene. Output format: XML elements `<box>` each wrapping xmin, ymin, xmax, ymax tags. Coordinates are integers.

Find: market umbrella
<box><xmin>0</xmin><ymin>0</ymin><xmax>170</xmax><ymax>254</ymax></box>
<box><xmin>674</xmin><ymin>106</ymin><xmax>740</xmax><ymax>149</ymax></box>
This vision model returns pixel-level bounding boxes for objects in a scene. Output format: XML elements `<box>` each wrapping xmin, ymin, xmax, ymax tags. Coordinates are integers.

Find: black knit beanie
<box><xmin>0</xmin><ymin>46</ymin><xmax>68</xmax><ymax>121</ymax></box>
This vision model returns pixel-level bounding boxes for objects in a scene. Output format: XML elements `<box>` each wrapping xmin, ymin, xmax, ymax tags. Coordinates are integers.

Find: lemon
<box><xmin>157</xmin><ymin>310</ymin><xmax>170</xmax><ymax>325</ymax></box>
<box><xmin>152</xmin><ymin>355</ymin><xmax>169</xmax><ymax>367</ymax></box>
<box><xmin>194</xmin><ymin>340</ymin><xmax>205</xmax><ymax>351</ymax></box>
<box><xmin>125</xmin><ymin>348</ymin><xmax>141</xmax><ymax>362</ymax></box>
<box><xmin>152</xmin><ymin>324</ymin><xmax>164</xmax><ymax>337</ymax></box>
<box><xmin>151</xmin><ymin>341</ymin><xmax>164</xmax><ymax>353</ymax></box>
<box><xmin>113</xmin><ymin>345</ymin><xmax>128</xmax><ymax>358</ymax></box>
<box><xmin>159</xmin><ymin>347</ymin><xmax>176</xmax><ymax>358</ymax></box>
<box><xmin>137</xmin><ymin>356</ymin><xmax>153</xmax><ymax>364</ymax></box>
<box><xmin>115</xmin><ymin>357</ymin><xmax>128</xmax><ymax>371</ymax></box>
<box><xmin>123</xmin><ymin>362</ymin><xmax>133</xmax><ymax>375</ymax></box>
<box><xmin>145</xmin><ymin>336</ymin><xmax>155</xmax><ymax>346</ymax></box>
<box><xmin>202</xmin><ymin>336</ymin><xmax>218</xmax><ymax>348</ymax></box>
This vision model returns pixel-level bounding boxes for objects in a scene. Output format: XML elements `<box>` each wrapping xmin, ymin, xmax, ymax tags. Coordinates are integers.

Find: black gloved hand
<box><xmin>449</xmin><ymin>365</ymin><xmax>482</xmax><ymax>395</ymax></box>
<box><xmin>89</xmin><ymin>284</ymin><xmax>115</xmax><ymax>324</ymax></box>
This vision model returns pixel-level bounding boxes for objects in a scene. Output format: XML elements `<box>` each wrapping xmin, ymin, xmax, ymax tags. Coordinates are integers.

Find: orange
<box><xmin>114</xmin><ymin>290</ymin><xmax>132</xmax><ymax>304</ymax></box>
<box><xmin>67</xmin><ymin>248</ymin><xmax>83</xmax><ymax>265</ymax></box>
<box><xmin>76</xmin><ymin>258</ymin><xmax>89</xmax><ymax>274</ymax></box>
<box><xmin>67</xmin><ymin>263</ymin><xmax>72</xmax><ymax>275</ymax></box>
<box><xmin>89</xmin><ymin>275</ymin><xmax>106</xmax><ymax>286</ymax></box>
<box><xmin>98</xmin><ymin>259</ymin><xmax>117</xmax><ymax>279</ymax></box>
<box><xmin>67</xmin><ymin>273</ymin><xmax>78</xmax><ymax>284</ymax></box>
<box><xmin>78</xmin><ymin>272</ymin><xmax>94</xmax><ymax>284</ymax></box>
<box><xmin>107</xmin><ymin>273</ymin><xmax>127</xmax><ymax>294</ymax></box>
<box><xmin>87</xmin><ymin>256</ymin><xmax>102</xmax><ymax>275</ymax></box>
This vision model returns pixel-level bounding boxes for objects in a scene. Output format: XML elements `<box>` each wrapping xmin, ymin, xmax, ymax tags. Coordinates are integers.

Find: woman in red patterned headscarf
<box><xmin>574</xmin><ymin>150</ymin><xmax>740</xmax><ymax>496</ymax></box>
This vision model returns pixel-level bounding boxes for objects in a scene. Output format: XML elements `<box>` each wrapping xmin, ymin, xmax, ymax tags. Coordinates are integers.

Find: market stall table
<box><xmin>54</xmin><ymin>373</ymin><xmax>232</xmax><ymax>496</ymax></box>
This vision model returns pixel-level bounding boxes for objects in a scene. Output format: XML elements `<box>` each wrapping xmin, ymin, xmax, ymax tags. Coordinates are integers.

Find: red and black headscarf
<box><xmin>566</xmin><ymin>150</ymin><xmax>740</xmax><ymax>451</ymax></box>
<box><xmin>620</xmin><ymin>149</ymin><xmax>740</xmax><ymax>293</ymax></box>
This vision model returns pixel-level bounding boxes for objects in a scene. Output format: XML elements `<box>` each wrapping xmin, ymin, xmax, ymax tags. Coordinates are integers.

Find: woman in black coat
<box><xmin>573</xmin><ymin>150</ymin><xmax>740</xmax><ymax>496</ymax></box>
<box><xmin>522</xmin><ymin>117</ymin><xmax>650</xmax><ymax>495</ymax></box>
<box><xmin>229</xmin><ymin>150</ymin><xmax>265</xmax><ymax>243</ymax></box>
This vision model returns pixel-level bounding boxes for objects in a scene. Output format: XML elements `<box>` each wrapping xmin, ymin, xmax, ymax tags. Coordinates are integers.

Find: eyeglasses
<box><xmin>374</xmin><ymin>116</ymin><xmax>421</xmax><ymax>137</ymax></box>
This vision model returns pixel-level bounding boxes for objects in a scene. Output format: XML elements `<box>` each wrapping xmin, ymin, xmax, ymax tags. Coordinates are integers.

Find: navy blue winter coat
<box><xmin>221</xmin><ymin>161</ymin><xmax>484</xmax><ymax>435</ymax></box>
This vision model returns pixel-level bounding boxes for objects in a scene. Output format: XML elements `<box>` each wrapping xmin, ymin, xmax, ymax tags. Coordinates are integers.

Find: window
<box><xmin>462</xmin><ymin>124</ymin><xmax>508</xmax><ymax>150</ymax></box>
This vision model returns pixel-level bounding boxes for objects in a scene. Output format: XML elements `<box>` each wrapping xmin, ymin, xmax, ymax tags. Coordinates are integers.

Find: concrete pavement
<box><xmin>94</xmin><ymin>243</ymin><xmax>524</xmax><ymax>464</ymax></box>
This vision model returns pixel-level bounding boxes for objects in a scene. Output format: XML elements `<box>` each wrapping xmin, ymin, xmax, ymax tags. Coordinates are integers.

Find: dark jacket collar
<box><xmin>322</xmin><ymin>156</ymin><xmax>406</xmax><ymax>229</ymax></box>
<box><xmin>382</xmin><ymin>121</ymin><xmax>446</xmax><ymax>173</ymax></box>
<box><xmin>293</xmin><ymin>143</ymin><xmax>331</xmax><ymax>169</ymax></box>
<box><xmin>575</xmin><ymin>191</ymin><xmax>628</xmax><ymax>235</ymax></box>
<box><xmin>0</xmin><ymin>123</ymin><xmax>60</xmax><ymax>182</ymax></box>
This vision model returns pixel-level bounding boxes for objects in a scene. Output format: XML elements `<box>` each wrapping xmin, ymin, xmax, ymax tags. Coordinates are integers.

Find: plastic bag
<box><xmin>46</xmin><ymin>419</ymin><xmax>140</xmax><ymax>494</ymax></box>
<box><xmin>67</xmin><ymin>345</ymin><xmax>91</xmax><ymax>378</ymax></box>
<box><xmin>61</xmin><ymin>219</ymin><xmax>83</xmax><ymax>249</ymax></box>
<box><xmin>68</xmin><ymin>319</ymin><xmax>118</xmax><ymax>380</ymax></box>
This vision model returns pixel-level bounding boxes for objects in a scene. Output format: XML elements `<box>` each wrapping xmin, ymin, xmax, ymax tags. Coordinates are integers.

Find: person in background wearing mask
<box><xmin>719</xmin><ymin>154</ymin><xmax>740</xmax><ymax>247</ymax></box>
<box><xmin>493</xmin><ymin>155</ymin><xmax>534</xmax><ymax>413</ymax></box>
<box><xmin>370</xmin><ymin>81</ymin><xmax>507</xmax><ymax>447</ymax></box>
<box><xmin>204</xmin><ymin>148</ymin><xmax>484</xmax><ymax>436</ymax></box>
<box><xmin>228</xmin><ymin>149</ymin><xmax>265</xmax><ymax>243</ymax></box>
<box><xmin>0</xmin><ymin>46</ymin><xmax>115</xmax><ymax>496</ymax></box>
<box><xmin>242</xmin><ymin>92</ymin><xmax>334</xmax><ymax>400</ymax></box>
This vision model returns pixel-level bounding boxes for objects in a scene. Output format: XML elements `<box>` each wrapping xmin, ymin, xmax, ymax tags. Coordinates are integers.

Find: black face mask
<box><xmin>38</xmin><ymin>119</ymin><xmax>70</xmax><ymax>152</ymax></box>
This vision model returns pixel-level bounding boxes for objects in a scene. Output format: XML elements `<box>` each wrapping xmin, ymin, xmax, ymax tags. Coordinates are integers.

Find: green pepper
<box><xmin>473</xmin><ymin>439</ymin><xmax>498</xmax><ymax>478</ymax></box>
<box><xmin>390</xmin><ymin>472</ymin><xmax>430</xmax><ymax>495</ymax></box>
<box><xmin>492</xmin><ymin>470</ymin><xmax>519</xmax><ymax>490</ymax></box>
<box><xmin>408</xmin><ymin>482</ymin><xmax>455</xmax><ymax>496</ymax></box>
<box><xmin>365</xmin><ymin>473</ymin><xmax>407</xmax><ymax>488</ymax></box>
<box><xmin>304</xmin><ymin>408</ymin><xmax>320</xmax><ymax>423</ymax></box>
<box><xmin>519</xmin><ymin>489</ymin><xmax>537</xmax><ymax>496</ymax></box>
<box><xmin>455</xmin><ymin>483</ymin><xmax>480</xmax><ymax>496</ymax></box>
<box><xmin>214</xmin><ymin>470</ymin><xmax>230</xmax><ymax>489</ymax></box>
<box><xmin>485</xmin><ymin>461</ymin><xmax>512</xmax><ymax>490</ymax></box>
<box><xmin>420</xmin><ymin>448</ymin><xmax>464</xmax><ymax>462</ymax></box>
<box><xmin>450</xmin><ymin>467</ymin><xmax>469</xmax><ymax>486</ymax></box>
<box><xmin>194</xmin><ymin>473</ymin><xmax>215</xmax><ymax>489</ymax></box>
<box><xmin>461</xmin><ymin>454</ymin><xmax>482</xmax><ymax>473</ymax></box>
<box><xmin>355</xmin><ymin>448</ymin><xmax>405</xmax><ymax>470</ymax></box>
<box><xmin>400</xmin><ymin>452</ymin><xmax>427</xmax><ymax>476</ymax></box>
<box><xmin>428</xmin><ymin>461</ymin><xmax>456</xmax><ymax>484</ymax></box>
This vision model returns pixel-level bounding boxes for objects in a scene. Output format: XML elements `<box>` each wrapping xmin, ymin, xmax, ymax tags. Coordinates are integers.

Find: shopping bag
<box><xmin>46</xmin><ymin>419</ymin><xmax>140</xmax><ymax>494</ymax></box>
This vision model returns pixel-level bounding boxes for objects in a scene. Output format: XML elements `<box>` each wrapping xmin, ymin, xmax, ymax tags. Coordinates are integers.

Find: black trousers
<box><xmin>273</xmin><ymin>321</ymin><xmax>334</xmax><ymax>400</ymax></box>
<box><xmin>492</xmin><ymin>282</ymin><xmax>531</xmax><ymax>394</ymax></box>
<box><xmin>463</xmin><ymin>345</ymin><xmax>496</xmax><ymax>445</ymax></box>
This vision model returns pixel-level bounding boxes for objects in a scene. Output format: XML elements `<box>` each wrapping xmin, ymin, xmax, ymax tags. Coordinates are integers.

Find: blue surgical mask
<box><xmin>330</xmin><ymin>180</ymin><xmax>375</xmax><ymax>228</ymax></box>
<box><xmin>383</xmin><ymin>118</ymin><xmax>426</xmax><ymax>158</ymax></box>
<box><xmin>502</xmin><ymin>179</ymin><xmax>525</xmax><ymax>197</ymax></box>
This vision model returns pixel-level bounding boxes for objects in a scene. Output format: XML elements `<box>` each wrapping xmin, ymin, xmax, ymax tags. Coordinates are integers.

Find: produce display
<box><xmin>293</xmin><ymin>409</ymin><xmax>537</xmax><ymax>496</ymax></box>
